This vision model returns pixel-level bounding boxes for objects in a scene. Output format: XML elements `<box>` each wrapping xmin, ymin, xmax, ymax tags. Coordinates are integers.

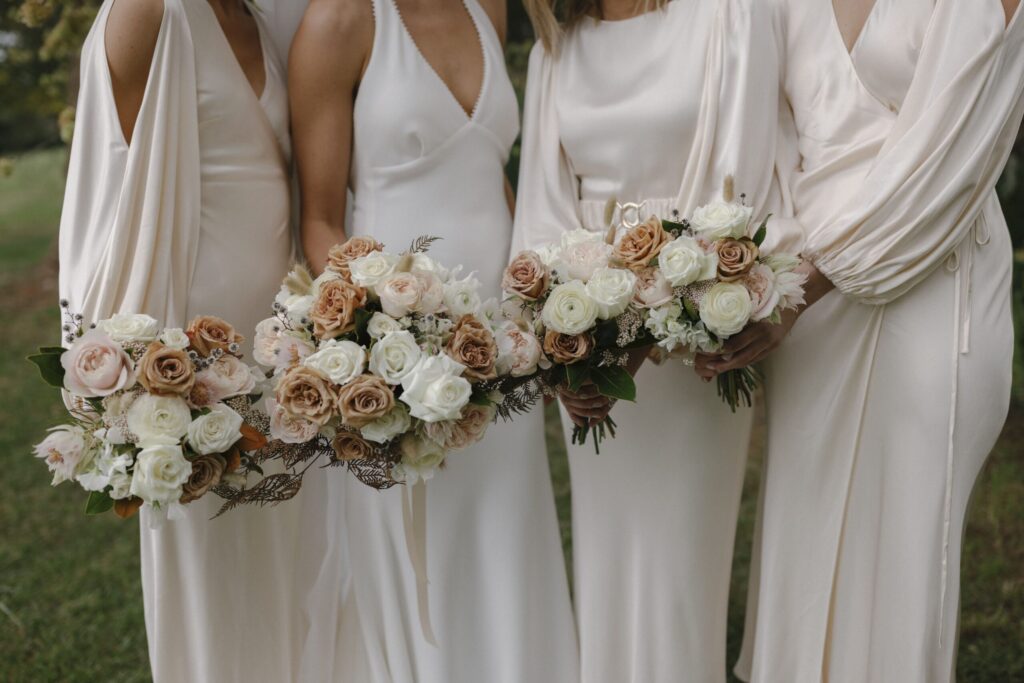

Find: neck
<box><xmin>599</xmin><ymin>0</ymin><xmax>647</xmax><ymax>21</ymax></box>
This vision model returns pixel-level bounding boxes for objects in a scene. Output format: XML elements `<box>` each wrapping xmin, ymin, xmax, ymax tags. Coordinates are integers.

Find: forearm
<box><xmin>301</xmin><ymin>218</ymin><xmax>346</xmax><ymax>275</ymax></box>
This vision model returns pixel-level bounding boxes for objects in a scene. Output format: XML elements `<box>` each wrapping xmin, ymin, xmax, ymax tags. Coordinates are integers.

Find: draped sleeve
<box><xmin>802</xmin><ymin>0</ymin><xmax>1024</xmax><ymax>304</ymax></box>
<box><xmin>57</xmin><ymin>0</ymin><xmax>200</xmax><ymax>330</ymax></box>
<box><xmin>510</xmin><ymin>42</ymin><xmax>583</xmax><ymax>255</ymax></box>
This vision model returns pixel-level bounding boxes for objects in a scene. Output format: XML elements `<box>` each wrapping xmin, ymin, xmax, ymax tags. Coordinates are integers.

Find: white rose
<box><xmin>275</xmin><ymin>287</ymin><xmax>314</xmax><ymax>325</ymax></box>
<box><xmin>411</xmin><ymin>253</ymin><xmax>449</xmax><ymax>281</ymax></box>
<box><xmin>443</xmin><ymin>275</ymin><xmax>483</xmax><ymax>318</ymax></box>
<box><xmin>366</xmin><ymin>312</ymin><xmax>406</xmax><ymax>339</ymax></box>
<box><xmin>556</xmin><ymin>239</ymin><xmax>612</xmax><ymax>283</ymax></box>
<box><xmin>253</xmin><ymin>317</ymin><xmax>282</xmax><ymax>366</ymax></box>
<box><xmin>535</xmin><ymin>244</ymin><xmax>562</xmax><ymax>269</ymax></box>
<box><xmin>392</xmin><ymin>434</ymin><xmax>446</xmax><ymax>484</ymax></box>
<box><xmin>699</xmin><ymin>282</ymin><xmax>753</xmax><ymax>337</ymax></box>
<box><xmin>303</xmin><ymin>339</ymin><xmax>366</xmax><ymax>386</ymax></box>
<box><xmin>585</xmin><ymin>267</ymin><xmax>637</xmax><ymax>319</ymax></box>
<box><xmin>159</xmin><ymin>328</ymin><xmax>190</xmax><ymax>350</ymax></box>
<box><xmin>33</xmin><ymin>425</ymin><xmax>90</xmax><ymax>485</ymax></box>
<box><xmin>360</xmin><ymin>403</ymin><xmax>412</xmax><ymax>444</ymax></box>
<box><xmin>399</xmin><ymin>354</ymin><xmax>472</xmax><ymax>423</ymax></box>
<box><xmin>659</xmin><ymin>236</ymin><xmax>718</xmax><ymax>286</ymax></box>
<box><xmin>349</xmin><ymin>251</ymin><xmax>399</xmax><ymax>292</ymax></box>
<box><xmin>186</xmin><ymin>404</ymin><xmax>244</xmax><ymax>455</ymax></box>
<box><xmin>127</xmin><ymin>394</ymin><xmax>192</xmax><ymax>445</ymax></box>
<box><xmin>96</xmin><ymin>313</ymin><xmax>161</xmax><ymax>343</ymax></box>
<box><xmin>495</xmin><ymin>322</ymin><xmax>546</xmax><ymax>377</ymax></box>
<box><xmin>368</xmin><ymin>331</ymin><xmax>422</xmax><ymax>384</ymax></box>
<box><xmin>130</xmin><ymin>443</ymin><xmax>192</xmax><ymax>506</ymax></box>
<box><xmin>266</xmin><ymin>398</ymin><xmax>320</xmax><ymax>444</ymax></box>
<box><xmin>560</xmin><ymin>228</ymin><xmax>603</xmax><ymax>249</ymax></box>
<box><xmin>690</xmin><ymin>200</ymin><xmax>754</xmax><ymax>241</ymax></box>
<box><xmin>541</xmin><ymin>281</ymin><xmax>599</xmax><ymax>335</ymax></box>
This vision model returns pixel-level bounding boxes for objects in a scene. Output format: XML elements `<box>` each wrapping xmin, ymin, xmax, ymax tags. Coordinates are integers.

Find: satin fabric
<box><xmin>297</xmin><ymin>1</ymin><xmax>580</xmax><ymax>681</ymax></box>
<box><xmin>512</xmin><ymin>3</ymin><xmax>782</xmax><ymax>680</ymax></box>
<box><xmin>720</xmin><ymin>1</ymin><xmax>1024</xmax><ymax>681</ymax></box>
<box><xmin>58</xmin><ymin>2</ymin><xmax>322</xmax><ymax>681</ymax></box>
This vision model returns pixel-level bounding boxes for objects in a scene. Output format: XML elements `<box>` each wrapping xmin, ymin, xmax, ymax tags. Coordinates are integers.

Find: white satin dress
<box><xmin>298</xmin><ymin>1</ymin><xmax>579</xmax><ymax>681</ymax></box>
<box><xmin>513</xmin><ymin>3</ymin><xmax>767</xmax><ymax>681</ymax></box>
<box><xmin>58</xmin><ymin>2</ymin><xmax>319</xmax><ymax>681</ymax></box>
<box><xmin>730</xmin><ymin>1</ymin><xmax>1024</xmax><ymax>681</ymax></box>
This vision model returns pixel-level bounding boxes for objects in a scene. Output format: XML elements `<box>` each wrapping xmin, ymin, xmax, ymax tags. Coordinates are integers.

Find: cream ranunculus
<box><xmin>399</xmin><ymin>354</ymin><xmax>472</xmax><ymax>423</ymax></box>
<box><xmin>159</xmin><ymin>328</ymin><xmax>190</xmax><ymax>350</ymax></box>
<box><xmin>690</xmin><ymin>200</ymin><xmax>754</xmax><ymax>241</ymax></box>
<box><xmin>129</xmin><ymin>443</ymin><xmax>192</xmax><ymax>506</ymax></box>
<box><xmin>366</xmin><ymin>312</ymin><xmax>406</xmax><ymax>339</ymax></box>
<box><xmin>33</xmin><ymin>425</ymin><xmax>90</xmax><ymax>485</ymax></box>
<box><xmin>61</xmin><ymin>329</ymin><xmax>136</xmax><ymax>397</ymax></box>
<box><xmin>699</xmin><ymin>282</ymin><xmax>753</xmax><ymax>337</ymax></box>
<box><xmin>541</xmin><ymin>280</ymin><xmax>599</xmax><ymax>335</ymax></box>
<box><xmin>348</xmin><ymin>251</ymin><xmax>399</xmax><ymax>293</ymax></box>
<box><xmin>303</xmin><ymin>339</ymin><xmax>366</xmax><ymax>386</ymax></box>
<box><xmin>360</xmin><ymin>402</ymin><xmax>412</xmax><ymax>444</ymax></box>
<box><xmin>658</xmin><ymin>235</ymin><xmax>718</xmax><ymax>286</ymax></box>
<box><xmin>126</xmin><ymin>394</ymin><xmax>192</xmax><ymax>445</ymax></box>
<box><xmin>495</xmin><ymin>322</ymin><xmax>545</xmax><ymax>377</ymax></box>
<box><xmin>585</xmin><ymin>266</ymin><xmax>637</xmax><ymax>319</ymax></box>
<box><xmin>186</xmin><ymin>404</ymin><xmax>244</xmax><ymax>455</ymax></box>
<box><xmin>443</xmin><ymin>274</ymin><xmax>483</xmax><ymax>318</ymax></box>
<box><xmin>96</xmin><ymin>313</ymin><xmax>161</xmax><ymax>343</ymax></box>
<box><xmin>368</xmin><ymin>330</ymin><xmax>422</xmax><ymax>384</ymax></box>
<box><xmin>393</xmin><ymin>434</ymin><xmax>447</xmax><ymax>484</ymax></box>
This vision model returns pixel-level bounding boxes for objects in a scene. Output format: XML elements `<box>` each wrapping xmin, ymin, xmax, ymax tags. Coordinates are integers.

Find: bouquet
<box><xmin>500</xmin><ymin>180</ymin><xmax>805</xmax><ymax>451</ymax></box>
<box><xmin>29</xmin><ymin>304</ymin><xmax>273</xmax><ymax>523</ymax></box>
<box><xmin>255</xmin><ymin>235</ymin><xmax>515</xmax><ymax>488</ymax></box>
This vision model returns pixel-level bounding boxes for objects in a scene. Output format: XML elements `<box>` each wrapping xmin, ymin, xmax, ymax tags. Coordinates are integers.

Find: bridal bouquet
<box><xmin>254</xmin><ymin>235</ymin><xmax>511</xmax><ymax>488</ymax></box>
<box><xmin>29</xmin><ymin>305</ymin><xmax>271</xmax><ymax>522</ymax></box>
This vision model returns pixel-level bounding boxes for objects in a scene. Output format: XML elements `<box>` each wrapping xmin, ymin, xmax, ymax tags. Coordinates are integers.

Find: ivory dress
<box><xmin>58</xmin><ymin>2</ymin><xmax>314</xmax><ymax>681</ymax></box>
<box><xmin>728</xmin><ymin>1</ymin><xmax>1024</xmax><ymax>681</ymax></box>
<box><xmin>513</xmin><ymin>3</ymin><xmax>774</xmax><ymax>681</ymax></box>
<box><xmin>298</xmin><ymin>1</ymin><xmax>580</xmax><ymax>681</ymax></box>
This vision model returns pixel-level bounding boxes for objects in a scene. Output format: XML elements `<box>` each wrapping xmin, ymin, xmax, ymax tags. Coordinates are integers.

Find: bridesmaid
<box><xmin>58</xmin><ymin>1</ymin><xmax>315</xmax><ymax>680</ymax></box>
<box><xmin>696</xmin><ymin>1</ymin><xmax>1023</xmax><ymax>681</ymax></box>
<box><xmin>288</xmin><ymin>1</ymin><xmax>578</xmax><ymax>681</ymax></box>
<box><xmin>513</xmin><ymin>1</ymin><xmax>780</xmax><ymax>680</ymax></box>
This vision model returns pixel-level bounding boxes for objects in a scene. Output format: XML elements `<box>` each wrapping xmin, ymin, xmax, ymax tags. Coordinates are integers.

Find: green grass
<box><xmin>1</xmin><ymin>149</ymin><xmax>1022</xmax><ymax>681</ymax></box>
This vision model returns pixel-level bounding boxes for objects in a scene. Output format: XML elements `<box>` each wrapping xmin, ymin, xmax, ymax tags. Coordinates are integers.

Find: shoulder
<box><xmin>105</xmin><ymin>0</ymin><xmax>166</xmax><ymax>41</ymax></box>
<box><xmin>476</xmin><ymin>0</ymin><xmax>507</xmax><ymax>44</ymax></box>
<box><xmin>297</xmin><ymin>0</ymin><xmax>372</xmax><ymax>44</ymax></box>
<box><xmin>291</xmin><ymin>0</ymin><xmax>372</xmax><ymax>82</ymax></box>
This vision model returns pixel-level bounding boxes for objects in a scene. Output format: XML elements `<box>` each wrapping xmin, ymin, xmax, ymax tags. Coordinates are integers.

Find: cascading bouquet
<box><xmin>29</xmin><ymin>304</ymin><xmax>272</xmax><ymax>523</ymax></box>
<box><xmin>500</xmin><ymin>181</ymin><xmax>806</xmax><ymax>451</ymax></box>
<box><xmin>253</xmin><ymin>235</ymin><xmax>513</xmax><ymax>489</ymax></box>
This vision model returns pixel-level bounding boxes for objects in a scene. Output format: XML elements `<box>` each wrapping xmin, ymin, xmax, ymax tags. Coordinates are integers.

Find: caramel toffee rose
<box><xmin>502</xmin><ymin>250</ymin><xmax>551</xmax><ymax>301</ymax></box>
<box><xmin>446</xmin><ymin>315</ymin><xmax>498</xmax><ymax>382</ymax></box>
<box><xmin>186</xmin><ymin>316</ymin><xmax>244</xmax><ymax>357</ymax></box>
<box><xmin>336</xmin><ymin>374</ymin><xmax>395</xmax><ymax>428</ymax></box>
<box><xmin>326</xmin><ymin>236</ymin><xmax>383</xmax><ymax>276</ymax></box>
<box><xmin>311</xmin><ymin>279</ymin><xmax>367</xmax><ymax>339</ymax></box>
<box><xmin>137</xmin><ymin>342</ymin><xmax>195</xmax><ymax>396</ymax></box>
<box><xmin>612</xmin><ymin>216</ymin><xmax>671</xmax><ymax>271</ymax></box>
<box><xmin>543</xmin><ymin>329</ymin><xmax>594</xmax><ymax>365</ymax></box>
<box><xmin>714</xmin><ymin>237</ymin><xmax>759</xmax><ymax>281</ymax></box>
<box><xmin>275</xmin><ymin>365</ymin><xmax>337</xmax><ymax>426</ymax></box>
<box><xmin>332</xmin><ymin>430</ymin><xmax>376</xmax><ymax>461</ymax></box>
<box><xmin>179</xmin><ymin>453</ymin><xmax>226</xmax><ymax>504</ymax></box>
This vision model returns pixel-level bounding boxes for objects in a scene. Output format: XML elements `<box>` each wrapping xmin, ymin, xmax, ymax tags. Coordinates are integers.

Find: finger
<box><xmin>573</xmin><ymin>404</ymin><xmax>613</xmax><ymax>419</ymax></box>
<box><xmin>714</xmin><ymin>340</ymin><xmax>771</xmax><ymax>374</ymax></box>
<box><xmin>721</xmin><ymin>325</ymin><xmax>765</xmax><ymax>355</ymax></box>
<box><xmin>561</xmin><ymin>396</ymin><xmax>609</xmax><ymax>412</ymax></box>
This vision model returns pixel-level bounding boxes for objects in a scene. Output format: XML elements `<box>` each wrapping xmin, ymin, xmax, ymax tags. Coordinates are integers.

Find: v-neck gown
<box><xmin>58</xmin><ymin>2</ymin><xmax>324</xmax><ymax>681</ymax></box>
<box><xmin>730</xmin><ymin>1</ymin><xmax>1024</xmax><ymax>681</ymax></box>
<box><xmin>297</xmin><ymin>2</ymin><xmax>579</xmax><ymax>681</ymax></box>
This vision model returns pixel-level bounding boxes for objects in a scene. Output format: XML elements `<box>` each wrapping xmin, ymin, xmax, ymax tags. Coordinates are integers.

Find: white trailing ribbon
<box><xmin>401</xmin><ymin>480</ymin><xmax>437</xmax><ymax>646</ymax></box>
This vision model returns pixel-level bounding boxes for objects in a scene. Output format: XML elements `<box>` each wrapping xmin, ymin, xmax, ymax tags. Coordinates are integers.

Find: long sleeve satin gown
<box><xmin>58</xmin><ymin>1</ymin><xmax>319</xmax><ymax>680</ymax></box>
<box><xmin>512</xmin><ymin>2</ymin><xmax>785</xmax><ymax>680</ymax></box>
<box><xmin>296</xmin><ymin>1</ymin><xmax>579</xmax><ymax>681</ymax></box>
<box><xmin>723</xmin><ymin>1</ymin><xmax>1024</xmax><ymax>681</ymax></box>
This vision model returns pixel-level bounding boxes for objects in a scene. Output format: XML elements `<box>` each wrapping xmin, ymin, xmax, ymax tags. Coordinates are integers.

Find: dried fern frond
<box><xmin>407</xmin><ymin>235</ymin><xmax>442</xmax><ymax>254</ymax></box>
<box><xmin>211</xmin><ymin>473</ymin><xmax>303</xmax><ymax>518</ymax></box>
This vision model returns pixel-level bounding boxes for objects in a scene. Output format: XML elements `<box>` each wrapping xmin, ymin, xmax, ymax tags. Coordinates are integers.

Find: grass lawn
<box><xmin>1</xmin><ymin>149</ymin><xmax>1022</xmax><ymax>681</ymax></box>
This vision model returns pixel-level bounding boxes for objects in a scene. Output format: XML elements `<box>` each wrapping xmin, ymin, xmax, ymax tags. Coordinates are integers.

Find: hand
<box><xmin>559</xmin><ymin>383</ymin><xmax>614</xmax><ymax>428</ymax></box>
<box><xmin>694</xmin><ymin>308</ymin><xmax>799</xmax><ymax>379</ymax></box>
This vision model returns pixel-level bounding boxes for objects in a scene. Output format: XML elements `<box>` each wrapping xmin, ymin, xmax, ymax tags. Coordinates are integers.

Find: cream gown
<box><xmin>58</xmin><ymin>2</ymin><xmax>316</xmax><ymax>681</ymax></box>
<box><xmin>512</xmin><ymin>3</ymin><xmax>778</xmax><ymax>681</ymax></box>
<box><xmin>297</xmin><ymin>1</ymin><xmax>580</xmax><ymax>681</ymax></box>
<box><xmin>725</xmin><ymin>1</ymin><xmax>1024</xmax><ymax>681</ymax></box>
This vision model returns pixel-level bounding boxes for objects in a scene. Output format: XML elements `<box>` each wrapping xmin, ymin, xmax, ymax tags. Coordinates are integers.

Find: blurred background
<box><xmin>0</xmin><ymin>2</ymin><xmax>1021</xmax><ymax>681</ymax></box>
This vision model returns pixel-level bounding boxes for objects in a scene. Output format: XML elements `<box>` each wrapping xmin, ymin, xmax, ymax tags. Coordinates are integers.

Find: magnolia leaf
<box><xmin>564</xmin><ymin>362</ymin><xmax>589</xmax><ymax>393</ymax></box>
<box><xmin>27</xmin><ymin>352</ymin><xmax>65</xmax><ymax>389</ymax></box>
<box><xmin>85</xmin><ymin>490</ymin><xmax>114</xmax><ymax>515</ymax></box>
<box><xmin>591</xmin><ymin>365</ymin><xmax>637</xmax><ymax>402</ymax></box>
<box><xmin>752</xmin><ymin>215</ymin><xmax>771</xmax><ymax>247</ymax></box>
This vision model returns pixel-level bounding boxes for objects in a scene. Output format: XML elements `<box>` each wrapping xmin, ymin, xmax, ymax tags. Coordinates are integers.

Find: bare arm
<box><xmin>477</xmin><ymin>0</ymin><xmax>507</xmax><ymax>46</ymax></box>
<box><xmin>105</xmin><ymin>0</ymin><xmax>164</xmax><ymax>143</ymax></box>
<box><xmin>290</xmin><ymin>0</ymin><xmax>372</xmax><ymax>274</ymax></box>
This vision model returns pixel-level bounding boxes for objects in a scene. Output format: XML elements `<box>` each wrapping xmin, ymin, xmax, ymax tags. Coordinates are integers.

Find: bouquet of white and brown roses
<box><xmin>254</xmin><ymin>235</ymin><xmax>520</xmax><ymax>488</ymax></box>
<box><xmin>29</xmin><ymin>304</ymin><xmax>272</xmax><ymax>523</ymax></box>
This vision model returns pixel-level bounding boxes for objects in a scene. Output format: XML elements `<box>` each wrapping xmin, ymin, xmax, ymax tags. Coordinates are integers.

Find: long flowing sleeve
<box><xmin>802</xmin><ymin>0</ymin><xmax>1024</xmax><ymax>304</ymax></box>
<box><xmin>58</xmin><ymin>0</ymin><xmax>200</xmax><ymax>329</ymax></box>
<box><xmin>510</xmin><ymin>42</ymin><xmax>583</xmax><ymax>255</ymax></box>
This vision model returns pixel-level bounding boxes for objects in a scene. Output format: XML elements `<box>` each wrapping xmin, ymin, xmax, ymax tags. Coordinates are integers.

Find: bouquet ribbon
<box><xmin>401</xmin><ymin>480</ymin><xmax>437</xmax><ymax>646</ymax></box>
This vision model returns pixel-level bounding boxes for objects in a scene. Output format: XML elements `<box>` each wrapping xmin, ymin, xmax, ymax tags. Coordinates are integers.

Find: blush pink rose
<box><xmin>189</xmin><ymin>356</ymin><xmax>256</xmax><ymax>407</ymax></box>
<box><xmin>743</xmin><ymin>263</ymin><xmax>781</xmax><ymax>322</ymax></box>
<box><xmin>632</xmin><ymin>267</ymin><xmax>674</xmax><ymax>309</ymax></box>
<box><xmin>377</xmin><ymin>272</ymin><xmax>445</xmax><ymax>318</ymax></box>
<box><xmin>62</xmin><ymin>329</ymin><xmax>136</xmax><ymax>397</ymax></box>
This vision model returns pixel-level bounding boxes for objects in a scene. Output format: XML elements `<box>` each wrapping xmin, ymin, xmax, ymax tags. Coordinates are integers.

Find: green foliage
<box><xmin>590</xmin><ymin>364</ymin><xmax>636</xmax><ymax>402</ymax></box>
<box><xmin>84</xmin><ymin>489</ymin><xmax>113</xmax><ymax>515</ymax></box>
<box><xmin>26</xmin><ymin>346</ymin><xmax>64</xmax><ymax>388</ymax></box>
